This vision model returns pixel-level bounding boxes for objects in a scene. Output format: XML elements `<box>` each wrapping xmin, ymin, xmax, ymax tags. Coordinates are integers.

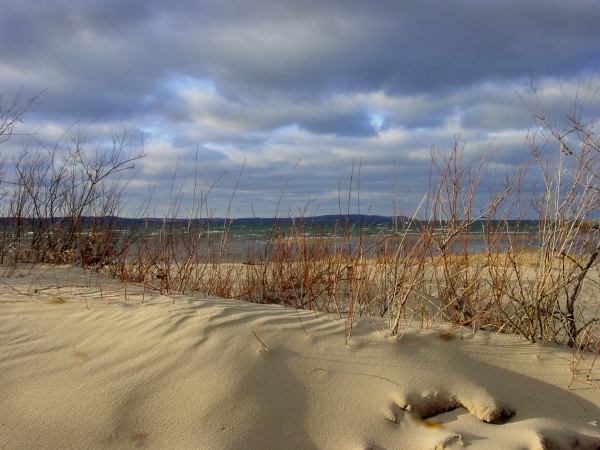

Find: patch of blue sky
<box><xmin>141</xmin><ymin>120</ymin><xmax>177</xmax><ymax>143</ymax></box>
<box><xmin>368</xmin><ymin>109</ymin><xmax>390</xmax><ymax>131</ymax></box>
<box><xmin>166</xmin><ymin>75</ymin><xmax>217</xmax><ymax>94</ymax></box>
<box><xmin>273</xmin><ymin>124</ymin><xmax>303</xmax><ymax>134</ymax></box>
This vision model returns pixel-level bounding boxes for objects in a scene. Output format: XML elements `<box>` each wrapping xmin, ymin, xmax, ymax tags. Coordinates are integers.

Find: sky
<box><xmin>1</xmin><ymin>0</ymin><xmax>600</xmax><ymax>218</ymax></box>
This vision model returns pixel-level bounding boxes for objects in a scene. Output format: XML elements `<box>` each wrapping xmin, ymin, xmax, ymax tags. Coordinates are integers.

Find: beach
<box><xmin>1</xmin><ymin>264</ymin><xmax>600</xmax><ymax>449</ymax></box>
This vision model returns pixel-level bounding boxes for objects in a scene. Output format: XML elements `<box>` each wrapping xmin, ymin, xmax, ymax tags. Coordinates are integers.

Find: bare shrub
<box><xmin>0</xmin><ymin>122</ymin><xmax>145</xmax><ymax>271</ymax></box>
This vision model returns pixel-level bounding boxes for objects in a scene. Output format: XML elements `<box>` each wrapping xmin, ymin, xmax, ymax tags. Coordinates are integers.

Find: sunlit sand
<box><xmin>1</xmin><ymin>264</ymin><xmax>600</xmax><ymax>449</ymax></box>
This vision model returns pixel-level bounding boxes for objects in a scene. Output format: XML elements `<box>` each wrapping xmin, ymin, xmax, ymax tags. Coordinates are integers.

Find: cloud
<box><xmin>1</xmin><ymin>0</ymin><xmax>600</xmax><ymax>217</ymax></box>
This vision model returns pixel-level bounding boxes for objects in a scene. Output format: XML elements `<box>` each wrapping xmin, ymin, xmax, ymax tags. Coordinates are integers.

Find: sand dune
<box><xmin>1</xmin><ymin>264</ymin><xmax>600</xmax><ymax>449</ymax></box>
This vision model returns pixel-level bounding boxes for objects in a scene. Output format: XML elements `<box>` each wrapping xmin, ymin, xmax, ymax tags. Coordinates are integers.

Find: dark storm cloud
<box><xmin>4</xmin><ymin>0</ymin><xmax>599</xmax><ymax>113</ymax></box>
<box><xmin>294</xmin><ymin>110</ymin><xmax>377</xmax><ymax>137</ymax></box>
<box><xmin>180</xmin><ymin>0</ymin><xmax>600</xmax><ymax>98</ymax></box>
<box><xmin>1</xmin><ymin>0</ymin><xmax>600</xmax><ymax>216</ymax></box>
<box><xmin>164</xmin><ymin>88</ymin><xmax>379</xmax><ymax>137</ymax></box>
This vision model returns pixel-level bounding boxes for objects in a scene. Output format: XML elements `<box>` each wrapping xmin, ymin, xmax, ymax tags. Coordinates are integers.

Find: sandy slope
<box><xmin>1</xmin><ymin>264</ymin><xmax>600</xmax><ymax>449</ymax></box>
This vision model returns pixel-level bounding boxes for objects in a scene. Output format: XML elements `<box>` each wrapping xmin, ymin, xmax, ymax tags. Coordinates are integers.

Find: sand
<box><xmin>1</xmin><ymin>264</ymin><xmax>600</xmax><ymax>449</ymax></box>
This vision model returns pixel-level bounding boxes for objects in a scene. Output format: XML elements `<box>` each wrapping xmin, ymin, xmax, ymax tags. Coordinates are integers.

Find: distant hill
<box><xmin>229</xmin><ymin>214</ymin><xmax>406</xmax><ymax>224</ymax></box>
<box><xmin>116</xmin><ymin>214</ymin><xmax>407</xmax><ymax>228</ymax></box>
<box><xmin>0</xmin><ymin>214</ymin><xmax>407</xmax><ymax>228</ymax></box>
